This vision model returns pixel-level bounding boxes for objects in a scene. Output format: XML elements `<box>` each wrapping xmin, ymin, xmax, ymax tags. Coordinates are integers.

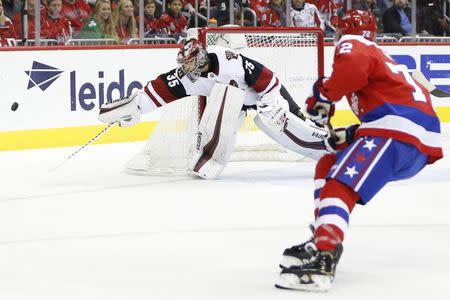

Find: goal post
<box><xmin>125</xmin><ymin>27</ymin><xmax>324</xmax><ymax>175</ymax></box>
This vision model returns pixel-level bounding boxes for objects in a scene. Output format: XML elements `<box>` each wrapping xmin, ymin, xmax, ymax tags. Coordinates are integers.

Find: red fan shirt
<box><xmin>137</xmin><ymin>14</ymin><xmax>159</xmax><ymax>35</ymax></box>
<box><xmin>0</xmin><ymin>17</ymin><xmax>17</xmax><ymax>47</ymax></box>
<box><xmin>41</xmin><ymin>14</ymin><xmax>72</xmax><ymax>44</ymax></box>
<box><xmin>61</xmin><ymin>0</ymin><xmax>91</xmax><ymax>35</ymax></box>
<box><xmin>159</xmin><ymin>12</ymin><xmax>188</xmax><ymax>34</ymax></box>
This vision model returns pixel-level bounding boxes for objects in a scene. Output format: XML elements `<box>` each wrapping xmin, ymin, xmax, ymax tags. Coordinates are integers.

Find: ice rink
<box><xmin>1</xmin><ymin>131</ymin><xmax>450</xmax><ymax>300</ymax></box>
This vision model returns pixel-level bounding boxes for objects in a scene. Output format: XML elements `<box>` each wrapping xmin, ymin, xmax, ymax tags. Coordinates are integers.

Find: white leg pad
<box><xmin>189</xmin><ymin>83</ymin><xmax>245</xmax><ymax>179</ymax></box>
<box><xmin>254</xmin><ymin>112</ymin><xmax>330</xmax><ymax>160</ymax></box>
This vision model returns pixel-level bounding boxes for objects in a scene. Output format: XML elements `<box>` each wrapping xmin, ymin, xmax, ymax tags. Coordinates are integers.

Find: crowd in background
<box><xmin>0</xmin><ymin>0</ymin><xmax>449</xmax><ymax>47</ymax></box>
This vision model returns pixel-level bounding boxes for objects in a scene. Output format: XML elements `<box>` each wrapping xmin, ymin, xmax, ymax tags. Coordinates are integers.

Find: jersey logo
<box><xmin>225</xmin><ymin>50</ymin><xmax>238</xmax><ymax>60</ymax></box>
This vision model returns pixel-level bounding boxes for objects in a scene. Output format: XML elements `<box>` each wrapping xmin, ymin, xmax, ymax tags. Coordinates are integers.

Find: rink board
<box><xmin>1</xmin><ymin>44</ymin><xmax>450</xmax><ymax>150</ymax></box>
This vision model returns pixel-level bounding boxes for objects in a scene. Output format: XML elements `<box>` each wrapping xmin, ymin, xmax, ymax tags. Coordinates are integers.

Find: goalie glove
<box><xmin>98</xmin><ymin>92</ymin><xmax>141</xmax><ymax>127</ymax></box>
<box><xmin>306</xmin><ymin>78</ymin><xmax>335</xmax><ymax>127</ymax></box>
<box><xmin>324</xmin><ymin>124</ymin><xmax>360</xmax><ymax>151</ymax></box>
<box><xmin>257</xmin><ymin>93</ymin><xmax>289</xmax><ymax>132</ymax></box>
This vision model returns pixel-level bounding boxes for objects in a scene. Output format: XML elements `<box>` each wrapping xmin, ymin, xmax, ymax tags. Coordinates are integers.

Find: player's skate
<box><xmin>280</xmin><ymin>224</ymin><xmax>333</xmax><ymax>269</ymax></box>
<box><xmin>275</xmin><ymin>243</ymin><xmax>343</xmax><ymax>292</ymax></box>
<box><xmin>98</xmin><ymin>92</ymin><xmax>141</xmax><ymax>127</ymax></box>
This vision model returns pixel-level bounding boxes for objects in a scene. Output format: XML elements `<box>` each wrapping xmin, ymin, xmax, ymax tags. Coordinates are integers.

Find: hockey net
<box><xmin>125</xmin><ymin>27</ymin><xmax>324</xmax><ymax>175</ymax></box>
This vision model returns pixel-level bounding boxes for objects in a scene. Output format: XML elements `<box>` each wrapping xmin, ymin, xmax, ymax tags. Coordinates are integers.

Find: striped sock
<box><xmin>315</xmin><ymin>179</ymin><xmax>359</xmax><ymax>251</ymax></box>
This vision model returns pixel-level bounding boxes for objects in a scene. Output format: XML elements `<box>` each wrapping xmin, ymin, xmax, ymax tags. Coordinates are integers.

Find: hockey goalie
<box><xmin>98</xmin><ymin>33</ymin><xmax>335</xmax><ymax>179</ymax></box>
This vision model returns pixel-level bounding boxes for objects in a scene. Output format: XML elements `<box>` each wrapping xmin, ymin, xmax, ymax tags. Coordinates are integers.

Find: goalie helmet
<box><xmin>177</xmin><ymin>38</ymin><xmax>208</xmax><ymax>82</ymax></box>
<box><xmin>337</xmin><ymin>9</ymin><xmax>377</xmax><ymax>42</ymax></box>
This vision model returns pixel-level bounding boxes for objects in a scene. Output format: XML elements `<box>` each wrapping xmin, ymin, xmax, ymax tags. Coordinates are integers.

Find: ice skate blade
<box><xmin>275</xmin><ymin>273</ymin><xmax>332</xmax><ymax>292</ymax></box>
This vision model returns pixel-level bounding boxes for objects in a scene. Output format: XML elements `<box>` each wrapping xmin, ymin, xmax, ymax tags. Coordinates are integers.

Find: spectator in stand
<box><xmin>307</xmin><ymin>0</ymin><xmax>338</xmax><ymax>36</ymax></box>
<box><xmin>137</xmin><ymin>0</ymin><xmax>159</xmax><ymax>37</ymax></box>
<box><xmin>60</xmin><ymin>0</ymin><xmax>91</xmax><ymax>37</ymax></box>
<box><xmin>216</xmin><ymin>0</ymin><xmax>253</xmax><ymax>26</ymax></box>
<box><xmin>41</xmin><ymin>0</ymin><xmax>72</xmax><ymax>44</ymax></box>
<box><xmin>290</xmin><ymin>0</ymin><xmax>324</xmax><ymax>31</ymax></box>
<box><xmin>265</xmin><ymin>0</ymin><xmax>287</xmax><ymax>26</ymax></box>
<box><xmin>12</xmin><ymin>0</ymin><xmax>45</xmax><ymax>40</ymax></box>
<box><xmin>80</xmin><ymin>0</ymin><xmax>118</xmax><ymax>40</ymax></box>
<box><xmin>183</xmin><ymin>0</ymin><xmax>208</xmax><ymax>27</ymax></box>
<box><xmin>417</xmin><ymin>0</ymin><xmax>449</xmax><ymax>36</ymax></box>
<box><xmin>249</xmin><ymin>0</ymin><xmax>269</xmax><ymax>26</ymax></box>
<box><xmin>2</xmin><ymin>0</ymin><xmax>20</xmax><ymax>19</ymax></box>
<box><xmin>0</xmin><ymin>0</ymin><xmax>17</xmax><ymax>46</ymax></box>
<box><xmin>382</xmin><ymin>0</ymin><xmax>411</xmax><ymax>36</ymax></box>
<box><xmin>159</xmin><ymin>0</ymin><xmax>188</xmax><ymax>39</ymax></box>
<box><xmin>114</xmin><ymin>0</ymin><xmax>137</xmax><ymax>43</ymax></box>
<box><xmin>353</xmin><ymin>0</ymin><xmax>382</xmax><ymax>32</ymax></box>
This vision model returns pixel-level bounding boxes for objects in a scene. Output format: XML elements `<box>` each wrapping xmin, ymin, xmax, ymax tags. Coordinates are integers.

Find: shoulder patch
<box><xmin>225</xmin><ymin>50</ymin><xmax>238</xmax><ymax>60</ymax></box>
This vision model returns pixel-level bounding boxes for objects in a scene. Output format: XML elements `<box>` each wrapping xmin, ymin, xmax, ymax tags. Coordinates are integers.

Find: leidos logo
<box><xmin>70</xmin><ymin>70</ymin><xmax>143</xmax><ymax>111</ymax></box>
<box><xmin>25</xmin><ymin>61</ymin><xmax>144</xmax><ymax>111</ymax></box>
<box><xmin>25</xmin><ymin>61</ymin><xmax>63</xmax><ymax>91</ymax></box>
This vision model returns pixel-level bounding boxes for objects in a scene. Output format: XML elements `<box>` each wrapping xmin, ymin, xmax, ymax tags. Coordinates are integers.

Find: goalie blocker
<box><xmin>190</xmin><ymin>83</ymin><xmax>331</xmax><ymax>179</ymax></box>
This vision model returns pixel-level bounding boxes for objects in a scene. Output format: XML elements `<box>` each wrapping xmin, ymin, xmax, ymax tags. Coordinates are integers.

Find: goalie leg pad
<box><xmin>189</xmin><ymin>83</ymin><xmax>246</xmax><ymax>179</ymax></box>
<box><xmin>254</xmin><ymin>112</ymin><xmax>330</xmax><ymax>160</ymax></box>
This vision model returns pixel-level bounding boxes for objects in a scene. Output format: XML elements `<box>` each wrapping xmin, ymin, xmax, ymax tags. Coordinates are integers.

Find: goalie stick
<box><xmin>50</xmin><ymin>122</ymin><xmax>117</xmax><ymax>171</ymax></box>
<box><xmin>412</xmin><ymin>70</ymin><xmax>450</xmax><ymax>98</ymax></box>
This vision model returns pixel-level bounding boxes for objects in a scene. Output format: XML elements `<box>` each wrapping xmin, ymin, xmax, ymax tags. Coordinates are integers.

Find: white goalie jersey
<box><xmin>142</xmin><ymin>45</ymin><xmax>282</xmax><ymax>110</ymax></box>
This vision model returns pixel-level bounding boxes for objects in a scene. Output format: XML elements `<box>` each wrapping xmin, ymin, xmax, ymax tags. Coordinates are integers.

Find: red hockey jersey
<box><xmin>322</xmin><ymin>35</ymin><xmax>443</xmax><ymax>163</ymax></box>
<box><xmin>41</xmin><ymin>14</ymin><xmax>72</xmax><ymax>44</ymax></box>
<box><xmin>137</xmin><ymin>14</ymin><xmax>159</xmax><ymax>35</ymax></box>
<box><xmin>159</xmin><ymin>12</ymin><xmax>188</xmax><ymax>34</ymax></box>
<box><xmin>61</xmin><ymin>0</ymin><xmax>91</xmax><ymax>35</ymax></box>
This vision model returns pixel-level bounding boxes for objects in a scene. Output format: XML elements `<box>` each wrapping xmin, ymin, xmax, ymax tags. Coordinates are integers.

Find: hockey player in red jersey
<box><xmin>275</xmin><ymin>10</ymin><xmax>443</xmax><ymax>292</ymax></box>
<box><xmin>97</xmin><ymin>28</ymin><xmax>334</xmax><ymax>179</ymax></box>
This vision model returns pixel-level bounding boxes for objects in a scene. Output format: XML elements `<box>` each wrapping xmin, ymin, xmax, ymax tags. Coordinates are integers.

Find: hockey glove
<box><xmin>305</xmin><ymin>78</ymin><xmax>335</xmax><ymax>127</ymax></box>
<box><xmin>324</xmin><ymin>124</ymin><xmax>360</xmax><ymax>151</ymax></box>
<box><xmin>98</xmin><ymin>92</ymin><xmax>141</xmax><ymax>127</ymax></box>
<box><xmin>257</xmin><ymin>93</ymin><xmax>289</xmax><ymax>132</ymax></box>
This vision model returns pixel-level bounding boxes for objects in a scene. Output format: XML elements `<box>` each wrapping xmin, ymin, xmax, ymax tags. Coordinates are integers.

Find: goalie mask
<box><xmin>177</xmin><ymin>38</ymin><xmax>208</xmax><ymax>82</ymax></box>
<box><xmin>337</xmin><ymin>9</ymin><xmax>377</xmax><ymax>42</ymax></box>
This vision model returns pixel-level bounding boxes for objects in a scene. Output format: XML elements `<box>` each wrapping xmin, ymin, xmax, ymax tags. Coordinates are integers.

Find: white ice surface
<box><xmin>0</xmin><ymin>136</ymin><xmax>449</xmax><ymax>300</ymax></box>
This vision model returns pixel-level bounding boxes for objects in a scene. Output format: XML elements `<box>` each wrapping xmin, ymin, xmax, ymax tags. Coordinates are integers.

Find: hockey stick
<box><xmin>412</xmin><ymin>70</ymin><xmax>450</xmax><ymax>98</ymax></box>
<box><xmin>50</xmin><ymin>122</ymin><xmax>117</xmax><ymax>171</ymax></box>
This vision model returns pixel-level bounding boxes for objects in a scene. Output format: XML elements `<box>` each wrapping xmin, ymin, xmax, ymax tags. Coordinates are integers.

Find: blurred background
<box><xmin>1</xmin><ymin>0</ymin><xmax>449</xmax><ymax>46</ymax></box>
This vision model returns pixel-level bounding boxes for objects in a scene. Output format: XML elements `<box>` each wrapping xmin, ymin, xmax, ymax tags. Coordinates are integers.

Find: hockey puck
<box><xmin>11</xmin><ymin>102</ymin><xmax>19</xmax><ymax>111</ymax></box>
